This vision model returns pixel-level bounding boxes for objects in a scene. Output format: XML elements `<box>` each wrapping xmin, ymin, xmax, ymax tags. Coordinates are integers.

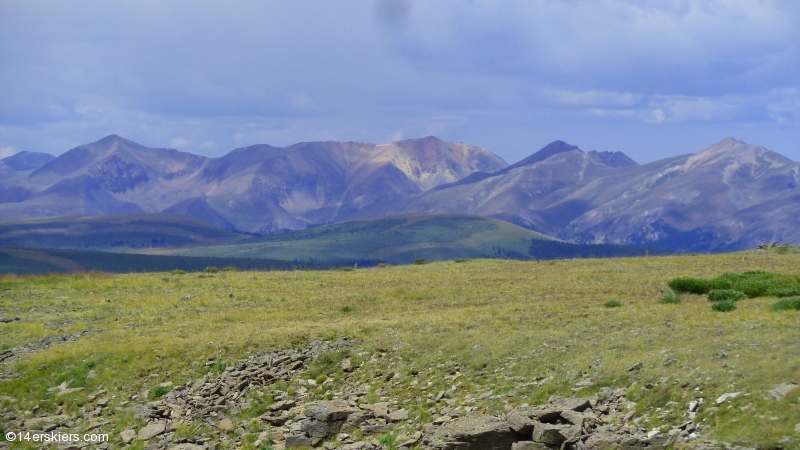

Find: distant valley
<box><xmin>1</xmin><ymin>134</ymin><xmax>798</xmax><ymax>253</ymax></box>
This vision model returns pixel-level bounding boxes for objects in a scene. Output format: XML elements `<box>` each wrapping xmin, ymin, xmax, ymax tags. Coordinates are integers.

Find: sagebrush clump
<box><xmin>711</xmin><ymin>300</ymin><xmax>737</xmax><ymax>312</ymax></box>
<box><xmin>668</xmin><ymin>277</ymin><xmax>710</xmax><ymax>294</ymax></box>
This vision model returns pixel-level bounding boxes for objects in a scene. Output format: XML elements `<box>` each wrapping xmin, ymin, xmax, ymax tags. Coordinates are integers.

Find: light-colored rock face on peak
<box><xmin>684</xmin><ymin>137</ymin><xmax>793</xmax><ymax>171</ymax></box>
<box><xmin>369</xmin><ymin>137</ymin><xmax>507</xmax><ymax>191</ymax></box>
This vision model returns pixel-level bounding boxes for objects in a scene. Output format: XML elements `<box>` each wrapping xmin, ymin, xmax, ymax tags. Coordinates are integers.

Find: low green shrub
<box><xmin>378</xmin><ymin>433</ymin><xmax>397</xmax><ymax>450</ymax></box>
<box><xmin>454</xmin><ymin>258</ymin><xmax>469</xmax><ymax>263</ymax></box>
<box><xmin>668</xmin><ymin>277</ymin><xmax>710</xmax><ymax>294</ymax></box>
<box><xmin>658</xmin><ymin>293</ymin><xmax>681</xmax><ymax>304</ymax></box>
<box><xmin>170</xmin><ymin>269</ymin><xmax>186</xmax><ymax>275</ymax></box>
<box><xmin>604</xmin><ymin>300</ymin><xmax>623</xmax><ymax>308</ymax></box>
<box><xmin>710</xmin><ymin>271</ymin><xmax>800</xmax><ymax>298</ymax></box>
<box><xmin>204</xmin><ymin>266</ymin><xmax>218</xmax><ymax>273</ymax></box>
<box><xmin>772</xmin><ymin>297</ymin><xmax>800</xmax><ymax>311</ymax></box>
<box><xmin>768</xmin><ymin>287</ymin><xmax>800</xmax><ymax>298</ymax></box>
<box><xmin>414</xmin><ymin>258</ymin><xmax>426</xmax><ymax>265</ymax></box>
<box><xmin>151</xmin><ymin>386</ymin><xmax>170</xmax><ymax>399</ymax></box>
<box><xmin>711</xmin><ymin>300</ymin><xmax>736</xmax><ymax>312</ymax></box>
<box><xmin>340</xmin><ymin>305</ymin><xmax>353</xmax><ymax>313</ymax></box>
<box><xmin>222</xmin><ymin>266</ymin><xmax>237</xmax><ymax>272</ymax></box>
<box><xmin>707</xmin><ymin>289</ymin><xmax>746</xmax><ymax>302</ymax></box>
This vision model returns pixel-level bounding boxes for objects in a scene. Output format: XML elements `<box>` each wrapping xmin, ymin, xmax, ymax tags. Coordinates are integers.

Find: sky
<box><xmin>1</xmin><ymin>0</ymin><xmax>799</xmax><ymax>164</ymax></box>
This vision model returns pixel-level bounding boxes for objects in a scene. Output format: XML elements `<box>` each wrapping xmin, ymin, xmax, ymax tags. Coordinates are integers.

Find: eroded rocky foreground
<box><xmin>0</xmin><ymin>338</ymin><xmax>770</xmax><ymax>450</ymax></box>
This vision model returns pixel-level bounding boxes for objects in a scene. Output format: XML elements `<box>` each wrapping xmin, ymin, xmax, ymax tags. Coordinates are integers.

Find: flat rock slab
<box><xmin>512</xmin><ymin>442</ymin><xmax>555</xmax><ymax>450</ymax></box>
<box><xmin>532</xmin><ymin>422</ymin><xmax>580</xmax><ymax>446</ymax></box>
<box><xmin>306</xmin><ymin>399</ymin><xmax>356</xmax><ymax>421</ymax></box>
<box><xmin>767</xmin><ymin>382</ymin><xmax>798</xmax><ymax>400</ymax></box>
<box><xmin>426</xmin><ymin>414</ymin><xmax>522</xmax><ymax>450</ymax></box>
<box><xmin>167</xmin><ymin>445</ymin><xmax>205</xmax><ymax>450</ymax></box>
<box><xmin>137</xmin><ymin>422</ymin><xmax>166</xmax><ymax>440</ymax></box>
<box><xmin>120</xmin><ymin>429</ymin><xmax>136</xmax><ymax>444</ymax></box>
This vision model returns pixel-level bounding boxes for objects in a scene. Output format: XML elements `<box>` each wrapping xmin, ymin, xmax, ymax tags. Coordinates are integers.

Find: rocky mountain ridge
<box><xmin>0</xmin><ymin>135</ymin><xmax>507</xmax><ymax>234</ymax></box>
<box><xmin>1</xmin><ymin>135</ymin><xmax>797</xmax><ymax>251</ymax></box>
<box><xmin>392</xmin><ymin>138</ymin><xmax>800</xmax><ymax>251</ymax></box>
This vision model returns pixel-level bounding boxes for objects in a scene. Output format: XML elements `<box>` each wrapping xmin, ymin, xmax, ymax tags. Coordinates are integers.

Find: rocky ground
<box><xmin>4</xmin><ymin>337</ymin><xmax>793</xmax><ymax>450</ymax></box>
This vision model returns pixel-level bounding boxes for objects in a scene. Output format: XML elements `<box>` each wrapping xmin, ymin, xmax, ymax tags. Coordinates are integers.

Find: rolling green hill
<box><xmin>173</xmin><ymin>214</ymin><xmax>659</xmax><ymax>264</ymax></box>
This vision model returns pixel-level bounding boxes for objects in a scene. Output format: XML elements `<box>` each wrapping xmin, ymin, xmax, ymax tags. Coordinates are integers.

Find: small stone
<box><xmin>627</xmin><ymin>362</ymin><xmax>643</xmax><ymax>372</ymax></box>
<box><xmin>218</xmin><ymin>418</ymin><xmax>234</xmax><ymax>432</ymax></box>
<box><xmin>267</xmin><ymin>399</ymin><xmax>296</xmax><ymax>412</ymax></box>
<box><xmin>120</xmin><ymin>429</ymin><xmax>136</xmax><ymax>444</ymax></box>
<box><xmin>373</xmin><ymin>402</ymin><xmax>389</xmax><ymax>418</ymax></box>
<box><xmin>715</xmin><ymin>392</ymin><xmax>740</xmax><ymax>405</ymax></box>
<box><xmin>387</xmin><ymin>409</ymin><xmax>408</xmax><ymax>422</ymax></box>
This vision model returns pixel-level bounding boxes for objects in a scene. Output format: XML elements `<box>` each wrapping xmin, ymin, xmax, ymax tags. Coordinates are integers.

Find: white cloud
<box><xmin>541</xmin><ymin>89</ymin><xmax>641</xmax><ymax>108</ymax></box>
<box><xmin>169</xmin><ymin>137</ymin><xmax>190</xmax><ymax>148</ymax></box>
<box><xmin>0</xmin><ymin>145</ymin><xmax>18</xmax><ymax>158</ymax></box>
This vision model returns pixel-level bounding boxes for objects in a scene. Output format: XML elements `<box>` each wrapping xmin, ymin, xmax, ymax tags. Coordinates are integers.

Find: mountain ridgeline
<box><xmin>1</xmin><ymin>135</ymin><xmax>798</xmax><ymax>252</ymax></box>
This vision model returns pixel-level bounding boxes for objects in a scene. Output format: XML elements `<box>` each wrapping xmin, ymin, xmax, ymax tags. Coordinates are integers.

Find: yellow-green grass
<box><xmin>0</xmin><ymin>252</ymin><xmax>799</xmax><ymax>449</ymax></box>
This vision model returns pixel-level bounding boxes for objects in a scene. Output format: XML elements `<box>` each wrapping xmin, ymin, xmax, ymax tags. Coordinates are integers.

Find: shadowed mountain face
<box><xmin>1</xmin><ymin>151</ymin><xmax>56</xmax><ymax>171</ymax></box>
<box><xmin>392</xmin><ymin>138</ymin><xmax>800</xmax><ymax>251</ymax></box>
<box><xmin>0</xmin><ymin>135</ymin><xmax>507</xmax><ymax>234</ymax></box>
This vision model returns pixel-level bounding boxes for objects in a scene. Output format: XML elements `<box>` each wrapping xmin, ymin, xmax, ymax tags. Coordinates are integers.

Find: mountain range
<box><xmin>1</xmin><ymin>134</ymin><xmax>798</xmax><ymax>251</ymax></box>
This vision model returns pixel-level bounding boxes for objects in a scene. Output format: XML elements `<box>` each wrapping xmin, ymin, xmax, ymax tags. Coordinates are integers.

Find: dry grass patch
<box><xmin>0</xmin><ymin>254</ymin><xmax>799</xmax><ymax>448</ymax></box>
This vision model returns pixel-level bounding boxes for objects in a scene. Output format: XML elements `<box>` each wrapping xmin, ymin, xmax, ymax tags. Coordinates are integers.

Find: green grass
<box><xmin>707</xmin><ymin>289</ymin><xmax>746</xmax><ymax>302</ymax></box>
<box><xmin>603</xmin><ymin>300</ymin><xmax>623</xmax><ymax>308</ymax></box>
<box><xmin>772</xmin><ymin>297</ymin><xmax>800</xmax><ymax>311</ymax></box>
<box><xmin>0</xmin><ymin>253</ymin><xmax>798</xmax><ymax>448</ymax></box>
<box><xmin>657</xmin><ymin>292</ymin><xmax>681</xmax><ymax>304</ymax></box>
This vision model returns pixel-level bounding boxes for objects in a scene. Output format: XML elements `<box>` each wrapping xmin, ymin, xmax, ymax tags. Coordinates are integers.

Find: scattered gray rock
<box><xmin>715</xmin><ymin>392</ymin><xmax>740</xmax><ymax>405</ymax></box>
<box><xmin>767</xmin><ymin>382</ymin><xmax>798</xmax><ymax>400</ymax></box>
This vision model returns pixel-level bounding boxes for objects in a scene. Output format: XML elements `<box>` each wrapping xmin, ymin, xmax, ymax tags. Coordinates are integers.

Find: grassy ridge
<box><xmin>0</xmin><ymin>252</ymin><xmax>798</xmax><ymax>447</ymax></box>
<box><xmin>175</xmin><ymin>214</ymin><xmax>660</xmax><ymax>263</ymax></box>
